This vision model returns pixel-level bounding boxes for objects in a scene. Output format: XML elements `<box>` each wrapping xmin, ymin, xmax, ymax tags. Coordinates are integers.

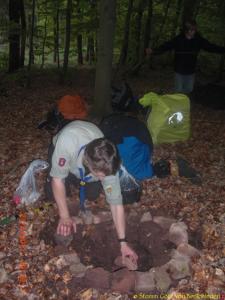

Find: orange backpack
<box><xmin>57</xmin><ymin>95</ymin><xmax>88</xmax><ymax>120</ymax></box>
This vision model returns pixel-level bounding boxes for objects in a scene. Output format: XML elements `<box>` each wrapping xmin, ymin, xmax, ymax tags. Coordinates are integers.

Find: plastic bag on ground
<box><xmin>119</xmin><ymin>165</ymin><xmax>142</xmax><ymax>204</ymax></box>
<box><xmin>13</xmin><ymin>159</ymin><xmax>49</xmax><ymax>205</ymax></box>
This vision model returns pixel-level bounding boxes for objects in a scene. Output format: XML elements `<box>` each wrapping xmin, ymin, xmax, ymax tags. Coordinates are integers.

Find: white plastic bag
<box><xmin>119</xmin><ymin>165</ymin><xmax>140</xmax><ymax>192</ymax></box>
<box><xmin>119</xmin><ymin>165</ymin><xmax>142</xmax><ymax>204</ymax></box>
<box><xmin>13</xmin><ymin>159</ymin><xmax>49</xmax><ymax>205</ymax></box>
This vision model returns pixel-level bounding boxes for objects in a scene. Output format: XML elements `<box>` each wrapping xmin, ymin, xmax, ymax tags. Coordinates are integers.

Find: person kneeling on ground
<box><xmin>46</xmin><ymin>120</ymin><xmax>138</xmax><ymax>263</ymax></box>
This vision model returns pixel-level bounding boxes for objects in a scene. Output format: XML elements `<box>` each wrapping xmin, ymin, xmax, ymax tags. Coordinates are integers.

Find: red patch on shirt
<box><xmin>58</xmin><ymin>158</ymin><xmax>66</xmax><ymax>167</ymax></box>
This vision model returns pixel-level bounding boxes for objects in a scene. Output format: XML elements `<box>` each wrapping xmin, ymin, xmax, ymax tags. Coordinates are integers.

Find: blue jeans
<box><xmin>175</xmin><ymin>73</ymin><xmax>195</xmax><ymax>94</ymax></box>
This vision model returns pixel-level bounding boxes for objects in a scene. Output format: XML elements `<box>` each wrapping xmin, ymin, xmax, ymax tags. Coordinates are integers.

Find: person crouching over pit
<box><xmin>46</xmin><ymin>120</ymin><xmax>138</xmax><ymax>264</ymax></box>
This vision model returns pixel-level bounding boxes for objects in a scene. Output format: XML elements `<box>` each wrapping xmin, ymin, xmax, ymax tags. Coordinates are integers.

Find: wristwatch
<box><xmin>118</xmin><ymin>238</ymin><xmax>127</xmax><ymax>243</ymax></box>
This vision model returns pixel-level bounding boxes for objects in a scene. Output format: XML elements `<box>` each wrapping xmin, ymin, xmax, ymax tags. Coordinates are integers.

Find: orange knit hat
<box><xmin>57</xmin><ymin>95</ymin><xmax>88</xmax><ymax>120</ymax></box>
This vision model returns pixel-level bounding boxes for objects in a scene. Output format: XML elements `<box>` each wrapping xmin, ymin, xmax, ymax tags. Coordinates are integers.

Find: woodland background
<box><xmin>1</xmin><ymin>0</ymin><xmax>225</xmax><ymax>114</ymax></box>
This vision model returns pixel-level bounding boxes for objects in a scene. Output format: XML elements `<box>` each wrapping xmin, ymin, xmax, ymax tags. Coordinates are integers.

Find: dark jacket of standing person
<box><xmin>146</xmin><ymin>20</ymin><xmax>225</xmax><ymax>93</ymax></box>
<box><xmin>154</xmin><ymin>32</ymin><xmax>225</xmax><ymax>75</ymax></box>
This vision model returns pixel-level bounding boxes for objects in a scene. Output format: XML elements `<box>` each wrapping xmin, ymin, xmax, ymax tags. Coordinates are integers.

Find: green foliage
<box><xmin>1</xmin><ymin>0</ymin><xmax>225</xmax><ymax>75</ymax></box>
<box><xmin>0</xmin><ymin>51</ymin><xmax>8</xmax><ymax>71</ymax></box>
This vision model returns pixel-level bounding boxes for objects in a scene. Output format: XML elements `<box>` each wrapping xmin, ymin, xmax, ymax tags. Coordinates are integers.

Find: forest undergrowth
<box><xmin>0</xmin><ymin>67</ymin><xmax>224</xmax><ymax>299</ymax></box>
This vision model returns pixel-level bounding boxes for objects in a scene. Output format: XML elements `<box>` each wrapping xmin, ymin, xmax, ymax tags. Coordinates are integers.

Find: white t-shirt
<box><xmin>50</xmin><ymin>120</ymin><xmax>122</xmax><ymax>204</ymax></box>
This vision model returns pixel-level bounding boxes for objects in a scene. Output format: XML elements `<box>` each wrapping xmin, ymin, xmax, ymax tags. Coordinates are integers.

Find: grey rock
<box><xmin>169</xmin><ymin>222</ymin><xmax>188</xmax><ymax>246</ymax></box>
<box><xmin>79</xmin><ymin>210</ymin><xmax>93</xmax><ymax>225</ymax></box>
<box><xmin>111</xmin><ymin>268</ymin><xmax>136</xmax><ymax>293</ymax></box>
<box><xmin>0</xmin><ymin>267</ymin><xmax>8</xmax><ymax>284</ymax></box>
<box><xmin>63</xmin><ymin>252</ymin><xmax>80</xmax><ymax>264</ymax></box>
<box><xmin>54</xmin><ymin>233</ymin><xmax>73</xmax><ymax>247</ymax></box>
<box><xmin>0</xmin><ymin>252</ymin><xmax>6</xmax><ymax>261</ymax></box>
<box><xmin>113</xmin><ymin>256</ymin><xmax>137</xmax><ymax>271</ymax></box>
<box><xmin>69</xmin><ymin>262</ymin><xmax>87</xmax><ymax>277</ymax></box>
<box><xmin>153</xmin><ymin>216</ymin><xmax>176</xmax><ymax>230</ymax></box>
<box><xmin>140</xmin><ymin>212</ymin><xmax>152</xmax><ymax>223</ymax></box>
<box><xmin>167</xmin><ymin>251</ymin><xmax>191</xmax><ymax>280</ymax></box>
<box><xmin>93</xmin><ymin>211</ymin><xmax>112</xmax><ymax>224</ymax></box>
<box><xmin>177</xmin><ymin>243</ymin><xmax>201</xmax><ymax>258</ymax></box>
<box><xmin>219</xmin><ymin>213</ymin><xmax>225</xmax><ymax>224</ymax></box>
<box><xmin>135</xmin><ymin>271</ymin><xmax>155</xmax><ymax>292</ymax></box>
<box><xmin>128</xmin><ymin>210</ymin><xmax>138</xmax><ymax>218</ymax></box>
<box><xmin>170</xmin><ymin>249</ymin><xmax>190</xmax><ymax>261</ymax></box>
<box><xmin>152</xmin><ymin>266</ymin><xmax>172</xmax><ymax>292</ymax></box>
<box><xmin>84</xmin><ymin>267</ymin><xmax>111</xmax><ymax>289</ymax></box>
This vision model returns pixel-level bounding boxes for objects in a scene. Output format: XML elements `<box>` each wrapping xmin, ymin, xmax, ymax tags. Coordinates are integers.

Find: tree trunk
<box><xmin>92</xmin><ymin>0</ymin><xmax>117</xmax><ymax>117</ymax></box>
<box><xmin>155</xmin><ymin>0</ymin><xmax>172</xmax><ymax>45</ymax></box>
<box><xmin>76</xmin><ymin>0</ymin><xmax>83</xmax><ymax>65</ymax></box>
<box><xmin>41</xmin><ymin>16</ymin><xmax>47</xmax><ymax>69</ymax></box>
<box><xmin>171</xmin><ymin>0</ymin><xmax>182</xmax><ymax>38</ymax></box>
<box><xmin>53</xmin><ymin>6</ymin><xmax>60</xmax><ymax>68</ymax></box>
<box><xmin>86</xmin><ymin>0</ymin><xmax>97</xmax><ymax>64</ymax></box>
<box><xmin>27</xmin><ymin>0</ymin><xmax>35</xmax><ymax>87</ymax></box>
<box><xmin>118</xmin><ymin>0</ymin><xmax>134</xmax><ymax>66</ymax></box>
<box><xmin>77</xmin><ymin>34</ymin><xmax>83</xmax><ymax>65</ymax></box>
<box><xmin>142</xmin><ymin>0</ymin><xmax>153</xmax><ymax>71</ymax></box>
<box><xmin>86</xmin><ymin>35</ymin><xmax>95</xmax><ymax>64</ymax></box>
<box><xmin>143</xmin><ymin>0</ymin><xmax>153</xmax><ymax>50</ymax></box>
<box><xmin>28</xmin><ymin>0</ymin><xmax>36</xmax><ymax>71</ymax></box>
<box><xmin>20</xmin><ymin>0</ymin><xmax>26</xmax><ymax>68</ymax></box>
<box><xmin>194</xmin><ymin>0</ymin><xmax>201</xmax><ymax>19</ymax></box>
<box><xmin>62</xmin><ymin>0</ymin><xmax>72</xmax><ymax>80</ymax></box>
<box><xmin>133</xmin><ymin>0</ymin><xmax>145</xmax><ymax>65</ymax></box>
<box><xmin>8</xmin><ymin>0</ymin><xmax>21</xmax><ymax>72</ymax></box>
<box><xmin>182</xmin><ymin>0</ymin><xmax>199</xmax><ymax>23</ymax></box>
<box><xmin>218</xmin><ymin>54</ymin><xmax>225</xmax><ymax>81</ymax></box>
<box><xmin>218</xmin><ymin>1</ymin><xmax>225</xmax><ymax>81</ymax></box>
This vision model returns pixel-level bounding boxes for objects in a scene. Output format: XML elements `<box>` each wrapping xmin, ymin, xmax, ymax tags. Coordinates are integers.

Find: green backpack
<box><xmin>139</xmin><ymin>92</ymin><xmax>190</xmax><ymax>144</ymax></box>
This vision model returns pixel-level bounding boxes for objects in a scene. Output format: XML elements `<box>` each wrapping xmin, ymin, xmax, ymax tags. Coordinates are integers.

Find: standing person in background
<box><xmin>146</xmin><ymin>19</ymin><xmax>225</xmax><ymax>94</ymax></box>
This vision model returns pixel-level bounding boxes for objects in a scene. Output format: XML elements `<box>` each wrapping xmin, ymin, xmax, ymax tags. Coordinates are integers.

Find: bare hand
<box><xmin>57</xmin><ymin>217</ymin><xmax>77</xmax><ymax>236</ymax></box>
<box><xmin>120</xmin><ymin>242</ymin><xmax>138</xmax><ymax>265</ymax></box>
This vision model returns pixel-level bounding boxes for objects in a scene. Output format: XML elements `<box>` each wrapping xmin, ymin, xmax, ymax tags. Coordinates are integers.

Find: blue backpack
<box><xmin>100</xmin><ymin>114</ymin><xmax>154</xmax><ymax>180</ymax></box>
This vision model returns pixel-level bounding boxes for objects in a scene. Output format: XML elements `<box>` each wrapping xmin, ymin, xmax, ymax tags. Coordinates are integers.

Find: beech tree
<box><xmin>8</xmin><ymin>0</ymin><xmax>21</xmax><ymax>72</ymax></box>
<box><xmin>62</xmin><ymin>0</ymin><xmax>72</xmax><ymax>79</ymax></box>
<box><xmin>20</xmin><ymin>0</ymin><xmax>26</xmax><ymax>67</ymax></box>
<box><xmin>118</xmin><ymin>0</ymin><xmax>134</xmax><ymax>66</ymax></box>
<box><xmin>92</xmin><ymin>0</ymin><xmax>117</xmax><ymax>117</ymax></box>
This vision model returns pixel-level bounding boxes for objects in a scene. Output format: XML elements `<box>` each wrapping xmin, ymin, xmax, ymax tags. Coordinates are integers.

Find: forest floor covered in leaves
<box><xmin>0</xmin><ymin>67</ymin><xmax>225</xmax><ymax>299</ymax></box>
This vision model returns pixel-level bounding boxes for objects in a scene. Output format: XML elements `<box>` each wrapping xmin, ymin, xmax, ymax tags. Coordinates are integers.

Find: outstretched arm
<box><xmin>52</xmin><ymin>177</ymin><xmax>76</xmax><ymax>236</ymax></box>
<box><xmin>153</xmin><ymin>37</ymin><xmax>177</xmax><ymax>54</ymax></box>
<box><xmin>110</xmin><ymin>203</ymin><xmax>138</xmax><ymax>263</ymax></box>
<box><xmin>146</xmin><ymin>38</ymin><xmax>176</xmax><ymax>58</ymax></box>
<box><xmin>200</xmin><ymin>36</ymin><xmax>225</xmax><ymax>53</ymax></box>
